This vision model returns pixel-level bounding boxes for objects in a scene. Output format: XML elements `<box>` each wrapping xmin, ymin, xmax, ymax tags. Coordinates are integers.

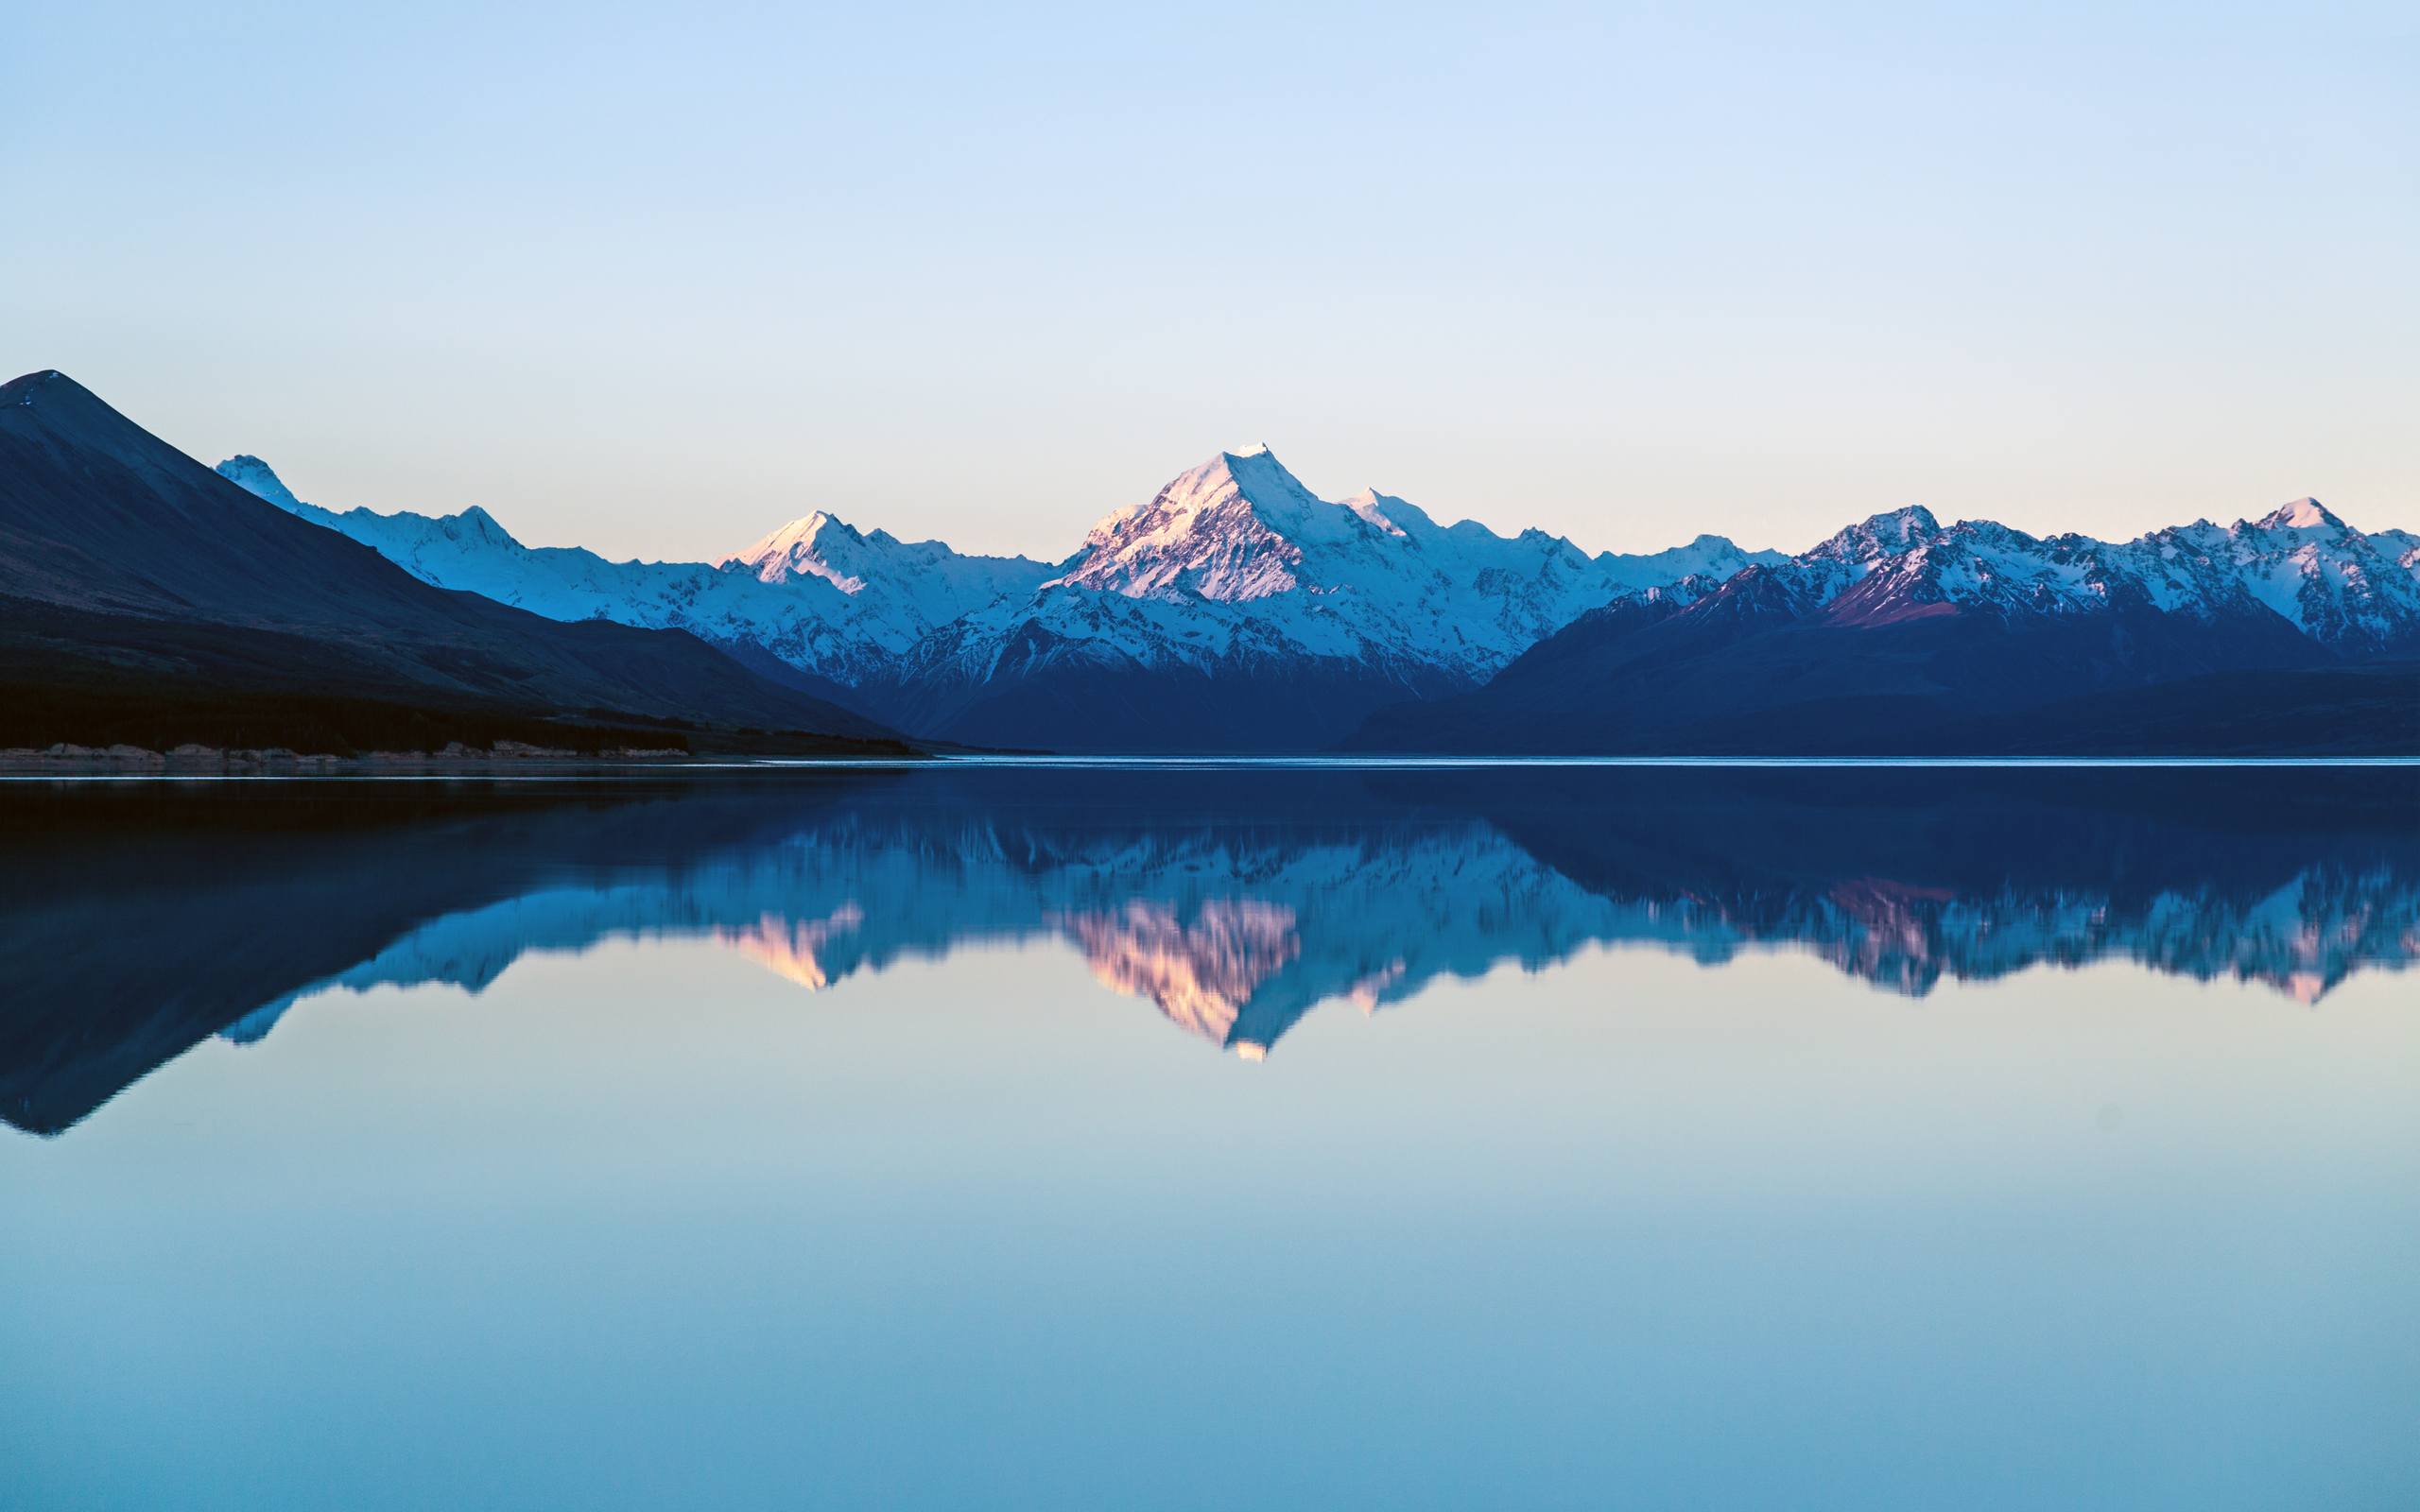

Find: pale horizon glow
<box><xmin>5</xmin><ymin>2</ymin><xmax>2413</xmax><ymax>562</ymax></box>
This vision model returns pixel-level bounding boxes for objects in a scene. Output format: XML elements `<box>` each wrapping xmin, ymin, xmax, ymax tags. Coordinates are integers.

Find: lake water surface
<box><xmin>4</xmin><ymin>765</ymin><xmax>2415</xmax><ymax>1508</ymax></box>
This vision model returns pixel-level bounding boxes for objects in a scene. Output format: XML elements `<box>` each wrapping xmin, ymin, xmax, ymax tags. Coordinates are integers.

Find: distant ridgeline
<box><xmin>219</xmin><ymin>434</ymin><xmax>2419</xmax><ymax>755</ymax></box>
<box><xmin>0</xmin><ymin>367</ymin><xmax>2411</xmax><ymax>755</ymax></box>
<box><xmin>4</xmin><ymin>765</ymin><xmax>2414</xmax><ymax>1134</ymax></box>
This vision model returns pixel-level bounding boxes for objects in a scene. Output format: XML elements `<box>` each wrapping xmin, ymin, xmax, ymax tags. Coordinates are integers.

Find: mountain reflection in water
<box><xmin>3</xmin><ymin>765</ymin><xmax>2412</xmax><ymax>1135</ymax></box>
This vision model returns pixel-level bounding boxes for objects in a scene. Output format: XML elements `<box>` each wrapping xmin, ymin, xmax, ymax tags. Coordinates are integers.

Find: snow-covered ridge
<box><xmin>859</xmin><ymin>448</ymin><xmax>1793</xmax><ymax>729</ymax></box>
<box><xmin>214</xmin><ymin>446</ymin><xmax>1787</xmax><ymax>717</ymax></box>
<box><xmin>216</xmin><ymin>449</ymin><xmax>2419</xmax><ymax>744</ymax></box>
<box><xmin>215</xmin><ymin>455</ymin><xmax>1054</xmax><ymax>685</ymax></box>
<box><xmin>1033</xmin><ymin>446</ymin><xmax>1777</xmax><ymax>663</ymax></box>
<box><xmin>721</xmin><ymin>507</ymin><xmax>1052</xmax><ymax>629</ymax></box>
<box><xmin>1673</xmin><ymin>495</ymin><xmax>2420</xmax><ymax>649</ymax></box>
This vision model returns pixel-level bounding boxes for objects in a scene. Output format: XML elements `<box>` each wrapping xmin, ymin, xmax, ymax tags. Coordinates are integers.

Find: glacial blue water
<box><xmin>3</xmin><ymin>765</ymin><xmax>2414</xmax><ymax>1509</ymax></box>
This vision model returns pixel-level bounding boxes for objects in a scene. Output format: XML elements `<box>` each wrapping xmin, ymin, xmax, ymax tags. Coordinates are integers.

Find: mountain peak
<box><xmin>1207</xmin><ymin>444</ymin><xmax>1314</xmax><ymax>505</ymax></box>
<box><xmin>741</xmin><ymin>509</ymin><xmax>862</xmax><ymax>551</ymax></box>
<box><xmin>2255</xmin><ymin>498</ymin><xmax>2342</xmax><ymax>532</ymax></box>
<box><xmin>216</xmin><ymin>455</ymin><xmax>304</xmax><ymax>511</ymax></box>
<box><xmin>1107</xmin><ymin>446</ymin><xmax>1322</xmax><ymax>530</ymax></box>
<box><xmin>0</xmin><ymin>369</ymin><xmax>86</xmax><ymax>410</ymax></box>
<box><xmin>0</xmin><ymin>369</ymin><xmax>157</xmax><ymax>457</ymax></box>
<box><xmin>1872</xmin><ymin>504</ymin><xmax>1941</xmax><ymax>536</ymax></box>
<box><xmin>726</xmin><ymin>509</ymin><xmax>871</xmax><ymax>591</ymax></box>
<box><xmin>1813</xmin><ymin>504</ymin><xmax>1943</xmax><ymax>560</ymax></box>
<box><xmin>1340</xmin><ymin>485</ymin><xmax>1434</xmax><ymax>539</ymax></box>
<box><xmin>1060</xmin><ymin>446</ymin><xmax>1331</xmax><ymax>600</ymax></box>
<box><xmin>448</xmin><ymin>505</ymin><xmax>521</xmax><ymax>546</ymax></box>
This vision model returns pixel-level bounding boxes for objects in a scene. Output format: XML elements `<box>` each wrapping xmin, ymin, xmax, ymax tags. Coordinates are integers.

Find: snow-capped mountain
<box><xmin>216</xmin><ymin>445</ymin><xmax>1782</xmax><ymax>747</ymax></box>
<box><xmin>722</xmin><ymin>508</ymin><xmax>1053</xmax><ymax>629</ymax></box>
<box><xmin>859</xmin><ymin>445</ymin><xmax>1785</xmax><ymax>747</ymax></box>
<box><xmin>1052</xmin><ymin>445</ymin><xmax>1771</xmax><ymax>667</ymax></box>
<box><xmin>215</xmin><ymin>455</ymin><xmax>1054</xmax><ymax>690</ymax></box>
<box><xmin>0</xmin><ymin>375</ymin><xmax>890</xmax><ymax>747</ymax></box>
<box><xmin>1353</xmin><ymin>496</ymin><xmax>2420</xmax><ymax>753</ymax></box>
<box><xmin>219</xmin><ymin>446</ymin><xmax>2413</xmax><ymax>753</ymax></box>
<box><xmin>1760</xmin><ymin>497</ymin><xmax>2420</xmax><ymax>648</ymax></box>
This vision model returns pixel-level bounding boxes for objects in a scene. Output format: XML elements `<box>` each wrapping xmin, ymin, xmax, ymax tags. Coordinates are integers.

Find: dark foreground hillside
<box><xmin>0</xmin><ymin>369</ymin><xmax>911</xmax><ymax>757</ymax></box>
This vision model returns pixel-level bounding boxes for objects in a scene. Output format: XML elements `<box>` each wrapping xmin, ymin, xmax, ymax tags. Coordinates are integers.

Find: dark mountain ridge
<box><xmin>0</xmin><ymin>370</ymin><xmax>907</xmax><ymax>754</ymax></box>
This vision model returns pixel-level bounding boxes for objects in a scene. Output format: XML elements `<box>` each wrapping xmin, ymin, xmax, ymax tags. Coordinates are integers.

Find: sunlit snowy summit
<box><xmin>216</xmin><ymin>448</ymin><xmax>2419</xmax><ymax>753</ymax></box>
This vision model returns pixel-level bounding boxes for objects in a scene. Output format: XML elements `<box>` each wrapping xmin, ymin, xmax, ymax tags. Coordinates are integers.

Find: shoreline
<box><xmin>3</xmin><ymin>747</ymin><xmax>2413</xmax><ymax>779</ymax></box>
<box><xmin>0</xmin><ymin>739</ymin><xmax>708</xmax><ymax>776</ymax></box>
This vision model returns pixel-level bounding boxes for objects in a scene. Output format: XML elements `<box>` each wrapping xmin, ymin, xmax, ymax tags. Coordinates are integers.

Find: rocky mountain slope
<box><xmin>218</xmin><ymin>444</ymin><xmax>1782</xmax><ymax>747</ymax></box>
<box><xmin>213</xmin><ymin>435</ymin><xmax>2416</xmax><ymax>754</ymax></box>
<box><xmin>0</xmin><ymin>371</ymin><xmax>900</xmax><ymax>753</ymax></box>
<box><xmin>216</xmin><ymin>453</ymin><xmax>1051</xmax><ymax>698</ymax></box>
<box><xmin>1349</xmin><ymin>500</ymin><xmax>2420</xmax><ymax>753</ymax></box>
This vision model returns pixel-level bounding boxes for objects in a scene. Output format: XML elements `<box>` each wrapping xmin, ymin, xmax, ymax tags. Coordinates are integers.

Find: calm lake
<box><xmin>4</xmin><ymin>764</ymin><xmax>2415</xmax><ymax>1509</ymax></box>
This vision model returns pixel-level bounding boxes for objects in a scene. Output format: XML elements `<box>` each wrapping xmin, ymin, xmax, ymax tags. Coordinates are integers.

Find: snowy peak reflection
<box><xmin>1059</xmin><ymin>900</ymin><xmax>1303</xmax><ymax>1051</ymax></box>
<box><xmin>230</xmin><ymin>772</ymin><xmax>2420</xmax><ymax>1048</ymax></box>
<box><xmin>719</xmin><ymin>904</ymin><xmax>867</xmax><ymax>991</ymax></box>
<box><xmin>1</xmin><ymin>766</ymin><xmax>2412</xmax><ymax>1134</ymax></box>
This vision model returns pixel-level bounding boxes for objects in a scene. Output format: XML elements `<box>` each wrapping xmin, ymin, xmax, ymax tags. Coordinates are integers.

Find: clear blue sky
<box><xmin>5</xmin><ymin>2</ymin><xmax>2411</xmax><ymax>560</ymax></box>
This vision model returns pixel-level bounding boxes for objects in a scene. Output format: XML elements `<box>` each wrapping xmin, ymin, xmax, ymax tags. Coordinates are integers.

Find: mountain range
<box><xmin>1357</xmin><ymin>497</ymin><xmax>2420</xmax><ymax>753</ymax></box>
<box><xmin>218</xmin><ymin>442</ymin><xmax>1784</xmax><ymax>749</ymax></box>
<box><xmin>219</xmin><ymin>430</ymin><xmax>2418</xmax><ymax>754</ymax></box>
<box><xmin>0</xmin><ymin>371</ymin><xmax>904</xmax><ymax>755</ymax></box>
<box><xmin>3</xmin><ymin>368</ymin><xmax>2411</xmax><ymax>755</ymax></box>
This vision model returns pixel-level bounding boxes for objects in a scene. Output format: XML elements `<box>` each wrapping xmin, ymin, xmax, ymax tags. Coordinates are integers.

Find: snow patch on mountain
<box><xmin>215</xmin><ymin>456</ymin><xmax>1053</xmax><ymax>685</ymax></box>
<box><xmin>1626</xmin><ymin>495</ymin><xmax>2420</xmax><ymax>651</ymax></box>
<box><xmin>723</xmin><ymin>508</ymin><xmax>1051</xmax><ymax>628</ymax></box>
<box><xmin>216</xmin><ymin>455</ymin><xmax>302</xmax><ymax>511</ymax></box>
<box><xmin>910</xmin><ymin>446</ymin><xmax>1789</xmax><ymax>694</ymax></box>
<box><xmin>219</xmin><ymin>445</ymin><xmax>1789</xmax><ymax>730</ymax></box>
<box><xmin>217</xmin><ymin>442</ymin><xmax>2416</xmax><ymax>744</ymax></box>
